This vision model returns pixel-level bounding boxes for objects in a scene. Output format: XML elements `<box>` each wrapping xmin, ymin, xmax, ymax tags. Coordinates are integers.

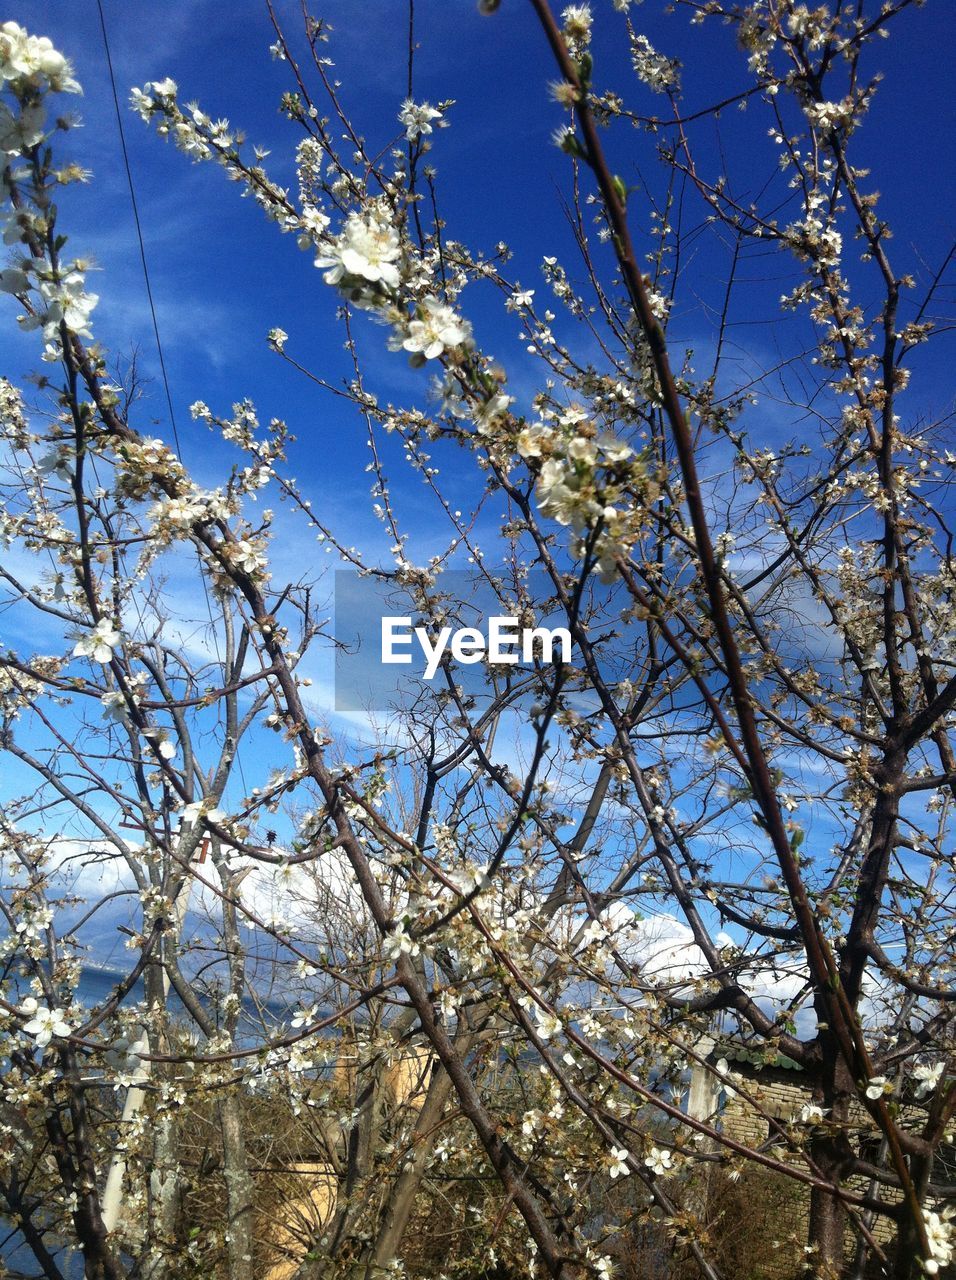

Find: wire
<box><xmin>96</xmin><ymin>0</ymin><xmax>183</xmax><ymax>459</ymax></box>
<box><xmin>96</xmin><ymin>0</ymin><xmax>251</xmax><ymax>800</ymax></box>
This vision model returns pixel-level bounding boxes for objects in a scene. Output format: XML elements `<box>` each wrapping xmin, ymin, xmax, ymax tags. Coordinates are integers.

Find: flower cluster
<box><xmin>0</xmin><ymin>21</ymin><xmax>80</xmax><ymax>95</ymax></box>
<box><xmin>923</xmin><ymin>1204</ymin><xmax>954</xmax><ymax>1276</ymax></box>
<box><xmin>784</xmin><ymin>209</ymin><xmax>843</xmax><ymax>269</ymax></box>
<box><xmin>561</xmin><ymin>5</ymin><xmax>592</xmax><ymax>57</ymax></box>
<box><xmin>0</xmin><ymin>25</ymin><xmax>94</xmax><ymax>359</ymax></box>
<box><xmin>912</xmin><ymin>1061</ymin><xmax>944</xmax><ymax>1100</ymax></box>
<box><xmin>388</xmin><ymin>296</ymin><xmax>472</xmax><ymax>364</ymax></box>
<box><xmin>516</xmin><ymin>406</ymin><xmax>655</xmax><ymax>579</ymax></box>
<box><xmin>398</xmin><ymin>99</ymin><xmax>443</xmax><ymax>142</ymax></box>
<box><xmin>630</xmin><ymin>33</ymin><xmax>680</xmax><ymax>93</ymax></box>
<box><xmin>316</xmin><ymin>203</ymin><xmax>403</xmax><ymax>294</ymax></box>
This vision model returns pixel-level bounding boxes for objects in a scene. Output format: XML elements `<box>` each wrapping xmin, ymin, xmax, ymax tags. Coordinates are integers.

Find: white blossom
<box><xmin>0</xmin><ymin>22</ymin><xmax>80</xmax><ymax>94</ymax></box>
<box><xmin>516</xmin><ymin>423</ymin><xmax>557</xmax><ymax>459</ymax></box>
<box><xmin>398</xmin><ymin>99</ymin><xmax>442</xmax><ymax>141</ymax></box>
<box><xmin>227</xmin><ymin>537</ymin><xmax>268</xmax><ymax>576</ymax></box>
<box><xmin>923</xmin><ymin>1204</ymin><xmax>954</xmax><ymax>1275</ymax></box>
<box><xmin>913</xmin><ymin>1061</ymin><xmax>944</xmax><ymax>1100</ymax></box>
<box><xmin>799</xmin><ymin>1102</ymin><xmax>828</xmax><ymax>1124</ymax></box>
<box><xmin>73</xmin><ymin>618</ymin><xmax>121</xmax><ymax>664</ymax></box>
<box><xmin>21</xmin><ymin>999</ymin><xmax>71</xmax><ymax>1048</ymax></box>
<box><xmin>393</xmin><ymin>297</ymin><xmax>471</xmax><ymax>361</ymax></box>
<box><xmin>630</xmin><ymin>33</ymin><xmax>680</xmax><ymax>92</ymax></box>
<box><xmin>507</xmin><ymin>287</ymin><xmax>535</xmax><ymax>311</ymax></box>
<box><xmin>383</xmin><ymin>921</ymin><xmax>420</xmax><ymax>961</ymax></box>
<box><xmin>644</xmin><ymin>1146</ymin><xmax>673</xmax><ymax>1176</ymax></box>
<box><xmin>534</xmin><ymin>1007</ymin><xmax>562</xmax><ymax>1040</ymax></box>
<box><xmin>561</xmin><ymin>5</ymin><xmax>592</xmax><ymax>50</ymax></box>
<box><xmin>100</xmin><ymin>691</ymin><xmax>128</xmax><ymax>723</ymax></box>
<box><xmin>291</xmin><ymin>1003</ymin><xmax>318</xmax><ymax>1030</ymax></box>
<box><xmin>181</xmin><ymin>800</ymin><xmax>225</xmax><ymax>828</ymax></box>
<box><xmin>20</xmin><ymin>271</ymin><xmax>99</xmax><ymax>343</ymax></box>
<box><xmin>298</xmin><ymin>204</ymin><xmax>330</xmax><ymax>245</ymax></box>
<box><xmin>0</xmin><ymin>100</ymin><xmax>47</xmax><ymax>153</ymax></box>
<box><xmin>315</xmin><ymin>208</ymin><xmax>402</xmax><ymax>290</ymax></box>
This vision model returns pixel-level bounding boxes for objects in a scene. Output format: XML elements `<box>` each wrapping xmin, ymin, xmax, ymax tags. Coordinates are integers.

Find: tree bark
<box><xmin>219</xmin><ymin>1090</ymin><xmax>255</xmax><ymax>1280</ymax></box>
<box><xmin>364</xmin><ymin>1061</ymin><xmax>456</xmax><ymax>1277</ymax></box>
<box><xmin>807</xmin><ymin>1052</ymin><xmax>854</xmax><ymax>1279</ymax></box>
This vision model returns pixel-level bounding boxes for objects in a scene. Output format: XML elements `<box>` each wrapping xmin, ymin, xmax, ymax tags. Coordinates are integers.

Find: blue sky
<box><xmin>9</xmin><ymin>0</ymin><xmax>954</xmax><ymax>523</ymax></box>
<box><xmin>3</xmin><ymin>4</ymin><xmax>953</xmax><ymax>958</ymax></box>
<box><xmin>5</xmin><ymin>3</ymin><xmax>952</xmax><ymax>729</ymax></box>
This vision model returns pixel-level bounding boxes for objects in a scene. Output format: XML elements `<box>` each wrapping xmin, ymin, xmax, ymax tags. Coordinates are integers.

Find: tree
<box><xmin>0</xmin><ymin>4</ymin><xmax>953</xmax><ymax>1279</ymax></box>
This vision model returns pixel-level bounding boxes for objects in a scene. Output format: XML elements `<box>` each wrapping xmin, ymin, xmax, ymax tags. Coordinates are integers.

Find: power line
<box><xmin>96</xmin><ymin>0</ymin><xmax>183</xmax><ymax>459</ymax></box>
<box><xmin>96</xmin><ymin>0</ymin><xmax>251</xmax><ymax>800</ymax></box>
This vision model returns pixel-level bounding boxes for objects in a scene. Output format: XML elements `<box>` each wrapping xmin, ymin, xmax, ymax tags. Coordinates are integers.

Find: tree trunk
<box><xmin>892</xmin><ymin>1144</ymin><xmax>934</xmax><ymax>1280</ymax></box>
<box><xmin>220</xmin><ymin>1090</ymin><xmax>255</xmax><ymax>1280</ymax></box>
<box><xmin>364</xmin><ymin>1061</ymin><xmax>456</xmax><ymax>1277</ymax></box>
<box><xmin>308</xmin><ymin>1061</ymin><xmax>386</xmax><ymax>1275</ymax></box>
<box><xmin>807</xmin><ymin>1157</ymin><xmax>848</xmax><ymax>1280</ymax></box>
<box><xmin>143</xmin><ymin>1108</ymin><xmax>183</xmax><ymax>1279</ymax></box>
<box><xmin>807</xmin><ymin>1052</ymin><xmax>854</xmax><ymax>1279</ymax></box>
